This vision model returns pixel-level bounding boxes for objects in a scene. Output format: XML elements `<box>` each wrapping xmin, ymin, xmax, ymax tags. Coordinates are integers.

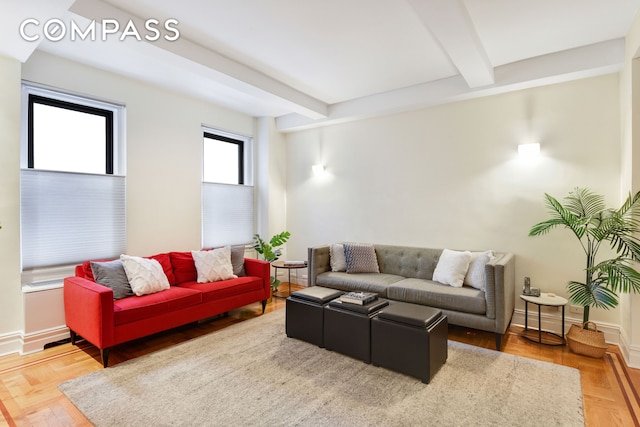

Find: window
<box><xmin>203</xmin><ymin>132</ymin><xmax>243</xmax><ymax>184</ymax></box>
<box><xmin>201</xmin><ymin>128</ymin><xmax>254</xmax><ymax>248</ymax></box>
<box><xmin>20</xmin><ymin>83</ymin><xmax>125</xmax><ymax>275</ymax></box>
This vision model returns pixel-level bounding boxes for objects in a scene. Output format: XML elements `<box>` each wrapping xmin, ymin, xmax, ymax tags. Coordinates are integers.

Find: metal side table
<box><xmin>520</xmin><ymin>292</ymin><xmax>568</xmax><ymax>346</ymax></box>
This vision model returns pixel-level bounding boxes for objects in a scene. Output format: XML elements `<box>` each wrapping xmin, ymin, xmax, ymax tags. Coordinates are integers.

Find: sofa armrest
<box><xmin>485</xmin><ymin>253</ymin><xmax>516</xmax><ymax>334</ymax></box>
<box><xmin>63</xmin><ymin>276</ymin><xmax>115</xmax><ymax>350</ymax></box>
<box><xmin>308</xmin><ymin>246</ymin><xmax>331</xmax><ymax>287</ymax></box>
<box><xmin>244</xmin><ymin>258</ymin><xmax>271</xmax><ymax>299</ymax></box>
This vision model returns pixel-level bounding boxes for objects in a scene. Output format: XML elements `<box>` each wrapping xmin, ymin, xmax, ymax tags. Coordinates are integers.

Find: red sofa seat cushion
<box><xmin>113</xmin><ymin>286</ymin><xmax>202</xmax><ymax>326</ymax></box>
<box><xmin>178</xmin><ymin>276</ymin><xmax>263</xmax><ymax>303</ymax></box>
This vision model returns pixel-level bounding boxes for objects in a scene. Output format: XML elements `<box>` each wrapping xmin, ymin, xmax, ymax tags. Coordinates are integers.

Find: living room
<box><xmin>1</xmin><ymin>0</ymin><xmax>640</xmax><ymax>425</ymax></box>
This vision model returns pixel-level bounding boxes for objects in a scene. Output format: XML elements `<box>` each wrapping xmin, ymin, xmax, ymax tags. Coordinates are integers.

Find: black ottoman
<box><xmin>324</xmin><ymin>298</ymin><xmax>389</xmax><ymax>363</ymax></box>
<box><xmin>286</xmin><ymin>286</ymin><xmax>343</xmax><ymax>347</ymax></box>
<box><xmin>371</xmin><ymin>302</ymin><xmax>448</xmax><ymax>383</ymax></box>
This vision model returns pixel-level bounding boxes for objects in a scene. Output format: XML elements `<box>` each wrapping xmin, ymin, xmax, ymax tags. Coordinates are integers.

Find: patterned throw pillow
<box><xmin>343</xmin><ymin>243</ymin><xmax>380</xmax><ymax>273</ymax></box>
<box><xmin>120</xmin><ymin>255</ymin><xmax>171</xmax><ymax>296</ymax></box>
<box><xmin>464</xmin><ymin>250</ymin><xmax>495</xmax><ymax>290</ymax></box>
<box><xmin>192</xmin><ymin>246</ymin><xmax>238</xmax><ymax>283</ymax></box>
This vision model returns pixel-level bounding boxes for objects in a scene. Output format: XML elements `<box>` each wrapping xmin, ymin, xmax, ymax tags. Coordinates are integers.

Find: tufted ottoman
<box><xmin>371</xmin><ymin>302</ymin><xmax>448</xmax><ymax>383</ymax></box>
<box><xmin>286</xmin><ymin>286</ymin><xmax>343</xmax><ymax>347</ymax></box>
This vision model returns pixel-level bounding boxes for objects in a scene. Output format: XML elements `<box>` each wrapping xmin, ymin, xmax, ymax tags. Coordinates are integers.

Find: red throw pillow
<box><xmin>169</xmin><ymin>251</ymin><xmax>197</xmax><ymax>284</ymax></box>
<box><xmin>149</xmin><ymin>253</ymin><xmax>176</xmax><ymax>285</ymax></box>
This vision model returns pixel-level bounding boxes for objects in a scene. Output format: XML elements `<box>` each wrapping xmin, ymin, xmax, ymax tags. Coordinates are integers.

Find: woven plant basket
<box><xmin>566</xmin><ymin>321</ymin><xmax>608</xmax><ymax>358</ymax></box>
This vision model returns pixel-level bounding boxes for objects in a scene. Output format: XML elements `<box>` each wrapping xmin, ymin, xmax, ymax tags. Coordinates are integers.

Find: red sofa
<box><xmin>63</xmin><ymin>252</ymin><xmax>270</xmax><ymax>367</ymax></box>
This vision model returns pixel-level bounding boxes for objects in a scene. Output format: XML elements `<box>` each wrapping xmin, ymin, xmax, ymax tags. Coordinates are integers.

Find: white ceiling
<box><xmin>2</xmin><ymin>0</ymin><xmax>639</xmax><ymax>131</ymax></box>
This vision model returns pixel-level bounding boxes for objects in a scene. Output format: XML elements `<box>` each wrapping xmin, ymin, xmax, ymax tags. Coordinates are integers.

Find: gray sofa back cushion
<box><xmin>374</xmin><ymin>245</ymin><xmax>442</xmax><ymax>280</ymax></box>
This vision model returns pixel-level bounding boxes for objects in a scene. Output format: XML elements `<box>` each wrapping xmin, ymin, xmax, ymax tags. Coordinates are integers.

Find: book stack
<box><xmin>339</xmin><ymin>291</ymin><xmax>377</xmax><ymax>305</ymax></box>
<box><xmin>284</xmin><ymin>260</ymin><xmax>307</xmax><ymax>267</ymax></box>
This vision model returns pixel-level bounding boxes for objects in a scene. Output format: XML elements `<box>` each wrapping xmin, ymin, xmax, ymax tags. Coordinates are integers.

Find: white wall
<box><xmin>619</xmin><ymin>10</ymin><xmax>640</xmax><ymax>367</ymax></box>
<box><xmin>0</xmin><ymin>50</ymin><xmax>258</xmax><ymax>355</ymax></box>
<box><xmin>22</xmin><ymin>51</ymin><xmax>255</xmax><ymax>255</ymax></box>
<box><xmin>286</xmin><ymin>74</ymin><xmax>621</xmax><ymax>325</ymax></box>
<box><xmin>0</xmin><ymin>54</ymin><xmax>24</xmax><ymax>355</ymax></box>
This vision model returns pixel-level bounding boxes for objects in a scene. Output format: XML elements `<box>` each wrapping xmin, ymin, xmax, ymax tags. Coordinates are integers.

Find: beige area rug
<box><xmin>59</xmin><ymin>310</ymin><xmax>584</xmax><ymax>426</ymax></box>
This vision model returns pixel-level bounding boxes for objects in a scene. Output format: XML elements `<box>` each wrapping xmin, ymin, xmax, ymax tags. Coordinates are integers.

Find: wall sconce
<box><xmin>518</xmin><ymin>143</ymin><xmax>540</xmax><ymax>158</ymax></box>
<box><xmin>312</xmin><ymin>164</ymin><xmax>325</xmax><ymax>176</ymax></box>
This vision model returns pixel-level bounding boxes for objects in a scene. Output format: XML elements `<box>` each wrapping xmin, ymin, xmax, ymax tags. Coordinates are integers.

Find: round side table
<box><xmin>520</xmin><ymin>293</ymin><xmax>568</xmax><ymax>346</ymax></box>
<box><xmin>271</xmin><ymin>261</ymin><xmax>307</xmax><ymax>298</ymax></box>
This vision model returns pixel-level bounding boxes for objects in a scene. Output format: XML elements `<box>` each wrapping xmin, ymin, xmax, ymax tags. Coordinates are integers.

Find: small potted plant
<box><xmin>252</xmin><ymin>231</ymin><xmax>291</xmax><ymax>295</ymax></box>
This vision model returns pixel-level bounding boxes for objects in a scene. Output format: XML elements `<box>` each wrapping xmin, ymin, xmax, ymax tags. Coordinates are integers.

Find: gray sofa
<box><xmin>308</xmin><ymin>244</ymin><xmax>515</xmax><ymax>350</ymax></box>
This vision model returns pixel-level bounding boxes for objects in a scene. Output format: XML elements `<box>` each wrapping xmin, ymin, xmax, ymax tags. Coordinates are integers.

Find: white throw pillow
<box><xmin>120</xmin><ymin>255</ymin><xmax>171</xmax><ymax>296</ymax></box>
<box><xmin>464</xmin><ymin>250</ymin><xmax>495</xmax><ymax>290</ymax></box>
<box><xmin>330</xmin><ymin>243</ymin><xmax>347</xmax><ymax>272</ymax></box>
<box><xmin>192</xmin><ymin>247</ymin><xmax>238</xmax><ymax>283</ymax></box>
<box><xmin>432</xmin><ymin>249</ymin><xmax>472</xmax><ymax>288</ymax></box>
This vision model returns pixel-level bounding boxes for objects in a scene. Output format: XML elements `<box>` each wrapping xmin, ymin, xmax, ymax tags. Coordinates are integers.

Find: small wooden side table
<box><xmin>520</xmin><ymin>292</ymin><xmax>568</xmax><ymax>346</ymax></box>
<box><xmin>272</xmin><ymin>261</ymin><xmax>307</xmax><ymax>298</ymax></box>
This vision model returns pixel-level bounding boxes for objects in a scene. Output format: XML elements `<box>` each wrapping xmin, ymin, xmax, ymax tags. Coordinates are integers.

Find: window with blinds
<box><xmin>20</xmin><ymin>84</ymin><xmax>125</xmax><ymax>273</ymax></box>
<box><xmin>201</xmin><ymin>129</ymin><xmax>254</xmax><ymax>248</ymax></box>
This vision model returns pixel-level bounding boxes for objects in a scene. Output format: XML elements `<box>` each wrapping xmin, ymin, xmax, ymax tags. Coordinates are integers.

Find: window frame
<box><xmin>203</xmin><ymin>131</ymin><xmax>245</xmax><ymax>185</ymax></box>
<box><xmin>21</xmin><ymin>82</ymin><xmax>125</xmax><ymax>175</ymax></box>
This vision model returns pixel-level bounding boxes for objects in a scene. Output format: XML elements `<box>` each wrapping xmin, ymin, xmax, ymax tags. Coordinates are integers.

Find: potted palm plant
<box><xmin>529</xmin><ymin>188</ymin><xmax>640</xmax><ymax>326</ymax></box>
<box><xmin>252</xmin><ymin>231</ymin><xmax>291</xmax><ymax>295</ymax></box>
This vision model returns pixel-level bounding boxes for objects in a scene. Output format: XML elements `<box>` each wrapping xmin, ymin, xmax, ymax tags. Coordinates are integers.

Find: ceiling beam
<box><xmin>69</xmin><ymin>0</ymin><xmax>328</xmax><ymax>119</ymax></box>
<box><xmin>0</xmin><ymin>0</ymin><xmax>76</xmax><ymax>62</ymax></box>
<box><xmin>276</xmin><ymin>39</ymin><xmax>623</xmax><ymax>132</ymax></box>
<box><xmin>406</xmin><ymin>0</ymin><xmax>494</xmax><ymax>88</ymax></box>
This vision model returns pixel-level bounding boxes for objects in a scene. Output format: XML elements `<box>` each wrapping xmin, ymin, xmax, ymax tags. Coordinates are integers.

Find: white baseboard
<box><xmin>619</xmin><ymin>329</ymin><xmax>640</xmax><ymax>369</ymax></box>
<box><xmin>511</xmin><ymin>308</ymin><xmax>620</xmax><ymax>345</ymax></box>
<box><xmin>22</xmin><ymin>326</ymin><xmax>70</xmax><ymax>355</ymax></box>
<box><xmin>0</xmin><ymin>331</ymin><xmax>23</xmax><ymax>357</ymax></box>
<box><xmin>0</xmin><ymin>326</ymin><xmax>70</xmax><ymax>357</ymax></box>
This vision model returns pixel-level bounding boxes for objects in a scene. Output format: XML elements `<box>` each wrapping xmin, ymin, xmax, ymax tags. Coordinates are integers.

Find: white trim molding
<box><xmin>0</xmin><ymin>331</ymin><xmax>23</xmax><ymax>357</ymax></box>
<box><xmin>0</xmin><ymin>326</ymin><xmax>71</xmax><ymax>357</ymax></box>
<box><xmin>619</xmin><ymin>329</ymin><xmax>640</xmax><ymax>369</ymax></box>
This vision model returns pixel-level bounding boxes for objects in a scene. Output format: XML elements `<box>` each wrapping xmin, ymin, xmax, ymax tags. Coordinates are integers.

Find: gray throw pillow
<box><xmin>90</xmin><ymin>259</ymin><xmax>134</xmax><ymax>300</ymax></box>
<box><xmin>343</xmin><ymin>243</ymin><xmax>380</xmax><ymax>273</ymax></box>
<box><xmin>230</xmin><ymin>245</ymin><xmax>246</xmax><ymax>277</ymax></box>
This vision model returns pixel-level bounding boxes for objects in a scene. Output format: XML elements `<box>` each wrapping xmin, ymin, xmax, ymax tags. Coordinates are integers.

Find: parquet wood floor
<box><xmin>0</xmin><ymin>284</ymin><xmax>638</xmax><ymax>426</ymax></box>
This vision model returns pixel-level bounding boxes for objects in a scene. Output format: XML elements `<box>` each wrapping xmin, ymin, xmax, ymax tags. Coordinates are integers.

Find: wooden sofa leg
<box><xmin>101</xmin><ymin>348</ymin><xmax>111</xmax><ymax>368</ymax></box>
<box><xmin>495</xmin><ymin>333</ymin><xmax>503</xmax><ymax>351</ymax></box>
<box><xmin>261</xmin><ymin>299</ymin><xmax>267</xmax><ymax>314</ymax></box>
<box><xmin>70</xmin><ymin>330</ymin><xmax>77</xmax><ymax>346</ymax></box>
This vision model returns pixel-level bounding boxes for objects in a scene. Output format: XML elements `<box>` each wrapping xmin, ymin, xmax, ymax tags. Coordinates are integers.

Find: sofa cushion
<box><xmin>81</xmin><ymin>253</ymin><xmax>176</xmax><ymax>285</ymax></box>
<box><xmin>343</xmin><ymin>243</ymin><xmax>380</xmax><ymax>273</ymax></box>
<box><xmin>388</xmin><ymin>278</ymin><xmax>486</xmax><ymax>315</ymax></box>
<box><xmin>90</xmin><ymin>259</ymin><xmax>134</xmax><ymax>300</ymax></box>
<box><xmin>192</xmin><ymin>247</ymin><xmax>237</xmax><ymax>283</ymax></box>
<box><xmin>121</xmin><ymin>255</ymin><xmax>171</xmax><ymax>296</ymax></box>
<box><xmin>170</xmin><ymin>251</ymin><xmax>198</xmax><ymax>284</ymax></box>
<box><xmin>315</xmin><ymin>272</ymin><xmax>404</xmax><ymax>298</ymax></box>
<box><xmin>330</xmin><ymin>243</ymin><xmax>347</xmax><ymax>272</ymax></box>
<box><xmin>113</xmin><ymin>286</ymin><xmax>202</xmax><ymax>325</ymax></box>
<box><xmin>178</xmin><ymin>276</ymin><xmax>264</xmax><ymax>303</ymax></box>
<box><xmin>374</xmin><ymin>245</ymin><xmax>441</xmax><ymax>279</ymax></box>
<box><xmin>432</xmin><ymin>249</ymin><xmax>472</xmax><ymax>288</ymax></box>
<box><xmin>464</xmin><ymin>250</ymin><xmax>494</xmax><ymax>290</ymax></box>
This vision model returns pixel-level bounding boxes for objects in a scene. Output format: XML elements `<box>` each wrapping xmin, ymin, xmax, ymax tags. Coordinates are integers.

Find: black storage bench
<box><xmin>324</xmin><ymin>298</ymin><xmax>389</xmax><ymax>363</ymax></box>
<box><xmin>286</xmin><ymin>286</ymin><xmax>343</xmax><ymax>347</ymax></box>
<box><xmin>371</xmin><ymin>302</ymin><xmax>448</xmax><ymax>383</ymax></box>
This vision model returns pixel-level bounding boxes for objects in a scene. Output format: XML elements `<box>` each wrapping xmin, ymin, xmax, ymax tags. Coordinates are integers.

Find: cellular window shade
<box><xmin>202</xmin><ymin>183</ymin><xmax>254</xmax><ymax>248</ymax></box>
<box><xmin>21</xmin><ymin>169</ymin><xmax>126</xmax><ymax>269</ymax></box>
